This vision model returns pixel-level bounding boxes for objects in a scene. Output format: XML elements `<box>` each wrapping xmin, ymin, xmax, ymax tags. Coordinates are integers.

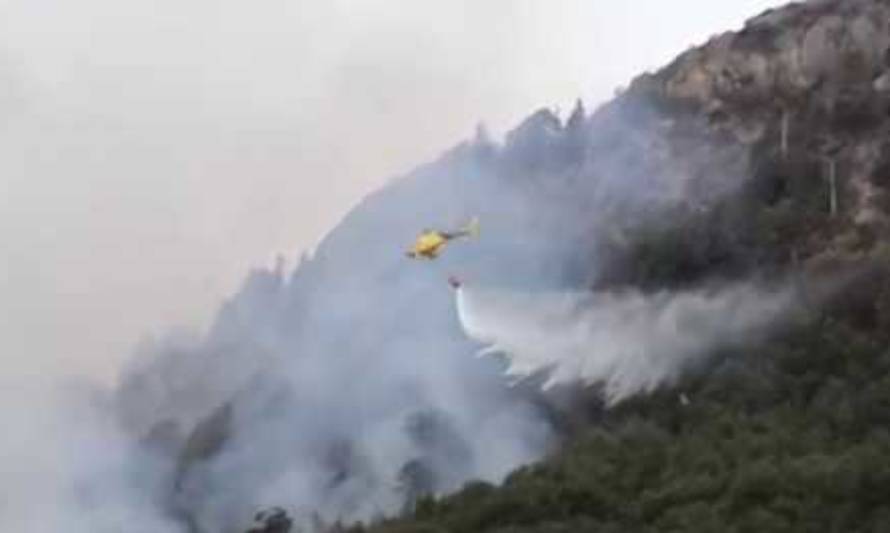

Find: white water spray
<box><xmin>456</xmin><ymin>282</ymin><xmax>799</xmax><ymax>405</ymax></box>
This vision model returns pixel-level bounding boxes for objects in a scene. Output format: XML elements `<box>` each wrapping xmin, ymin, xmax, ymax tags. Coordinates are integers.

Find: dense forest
<box><xmin>328</xmin><ymin>1</ymin><xmax>890</xmax><ymax>531</ymax></box>
<box><xmin>347</xmin><ymin>199</ymin><xmax>890</xmax><ymax>533</ymax></box>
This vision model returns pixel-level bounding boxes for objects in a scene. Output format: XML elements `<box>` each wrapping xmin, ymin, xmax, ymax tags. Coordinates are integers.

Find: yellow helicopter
<box><xmin>406</xmin><ymin>217</ymin><xmax>480</xmax><ymax>259</ymax></box>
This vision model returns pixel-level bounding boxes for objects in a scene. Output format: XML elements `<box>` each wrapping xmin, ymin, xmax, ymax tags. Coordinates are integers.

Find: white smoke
<box><xmin>456</xmin><ymin>281</ymin><xmax>800</xmax><ymax>405</ymax></box>
<box><xmin>0</xmin><ymin>97</ymin><xmax>764</xmax><ymax>531</ymax></box>
<box><xmin>0</xmin><ymin>2</ymin><xmax>798</xmax><ymax>528</ymax></box>
<box><xmin>0</xmin><ymin>383</ymin><xmax>183</xmax><ymax>533</ymax></box>
<box><xmin>0</xmin><ymin>93</ymin><xmax>766</xmax><ymax>531</ymax></box>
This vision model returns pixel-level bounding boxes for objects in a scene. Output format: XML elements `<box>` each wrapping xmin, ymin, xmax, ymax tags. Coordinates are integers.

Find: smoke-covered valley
<box><xmin>11</xmin><ymin>0</ymin><xmax>890</xmax><ymax>531</ymax></box>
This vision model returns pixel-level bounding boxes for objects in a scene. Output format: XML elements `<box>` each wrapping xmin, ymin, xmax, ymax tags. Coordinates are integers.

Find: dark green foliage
<box><xmin>338</xmin><ymin>17</ymin><xmax>890</xmax><ymax>529</ymax></box>
<box><xmin>594</xmin><ymin>129</ymin><xmax>869</xmax><ymax>294</ymax></box>
<box><xmin>352</xmin><ymin>296</ymin><xmax>890</xmax><ymax>533</ymax></box>
<box><xmin>348</xmin><ymin>168</ymin><xmax>890</xmax><ymax>533</ymax></box>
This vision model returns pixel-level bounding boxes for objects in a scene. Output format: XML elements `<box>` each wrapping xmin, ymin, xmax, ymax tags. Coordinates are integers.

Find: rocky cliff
<box><xmin>633</xmin><ymin>0</ymin><xmax>890</xmax><ymax>238</ymax></box>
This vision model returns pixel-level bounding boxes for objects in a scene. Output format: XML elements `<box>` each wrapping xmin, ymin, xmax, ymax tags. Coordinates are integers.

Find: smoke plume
<box><xmin>103</xmin><ymin>91</ymin><xmax>767</xmax><ymax>531</ymax></box>
<box><xmin>0</xmin><ymin>4</ymin><xmax>798</xmax><ymax>527</ymax></box>
<box><xmin>3</xmin><ymin>92</ymin><xmax>776</xmax><ymax>531</ymax></box>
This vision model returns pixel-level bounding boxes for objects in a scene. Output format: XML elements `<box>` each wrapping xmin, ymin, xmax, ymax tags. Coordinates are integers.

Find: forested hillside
<box><xmin>332</xmin><ymin>1</ymin><xmax>890</xmax><ymax>531</ymax></box>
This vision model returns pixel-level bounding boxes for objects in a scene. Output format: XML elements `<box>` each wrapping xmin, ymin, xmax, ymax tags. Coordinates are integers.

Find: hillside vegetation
<box><xmin>332</xmin><ymin>1</ymin><xmax>890</xmax><ymax>532</ymax></box>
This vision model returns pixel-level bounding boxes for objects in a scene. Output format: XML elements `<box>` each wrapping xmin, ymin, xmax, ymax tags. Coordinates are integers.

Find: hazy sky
<box><xmin>0</xmin><ymin>0</ymin><xmax>787</xmax><ymax>383</ymax></box>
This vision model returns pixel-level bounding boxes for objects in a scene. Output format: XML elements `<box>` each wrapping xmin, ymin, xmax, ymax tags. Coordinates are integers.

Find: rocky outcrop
<box><xmin>627</xmin><ymin>0</ymin><xmax>890</xmax><ymax>244</ymax></box>
<box><xmin>654</xmin><ymin>1</ymin><xmax>890</xmax><ymax>115</ymax></box>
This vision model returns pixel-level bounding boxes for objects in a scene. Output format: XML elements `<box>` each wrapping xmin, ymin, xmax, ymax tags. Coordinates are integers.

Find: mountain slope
<box><xmin>341</xmin><ymin>1</ymin><xmax>890</xmax><ymax>532</ymax></box>
<box><xmin>115</xmin><ymin>1</ymin><xmax>890</xmax><ymax>532</ymax></box>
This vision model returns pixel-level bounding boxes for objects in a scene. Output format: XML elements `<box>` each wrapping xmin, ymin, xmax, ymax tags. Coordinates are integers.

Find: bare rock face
<box><xmin>659</xmin><ymin>0</ymin><xmax>890</xmax><ymax>111</ymax></box>
<box><xmin>627</xmin><ymin>0</ymin><xmax>890</xmax><ymax>247</ymax></box>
